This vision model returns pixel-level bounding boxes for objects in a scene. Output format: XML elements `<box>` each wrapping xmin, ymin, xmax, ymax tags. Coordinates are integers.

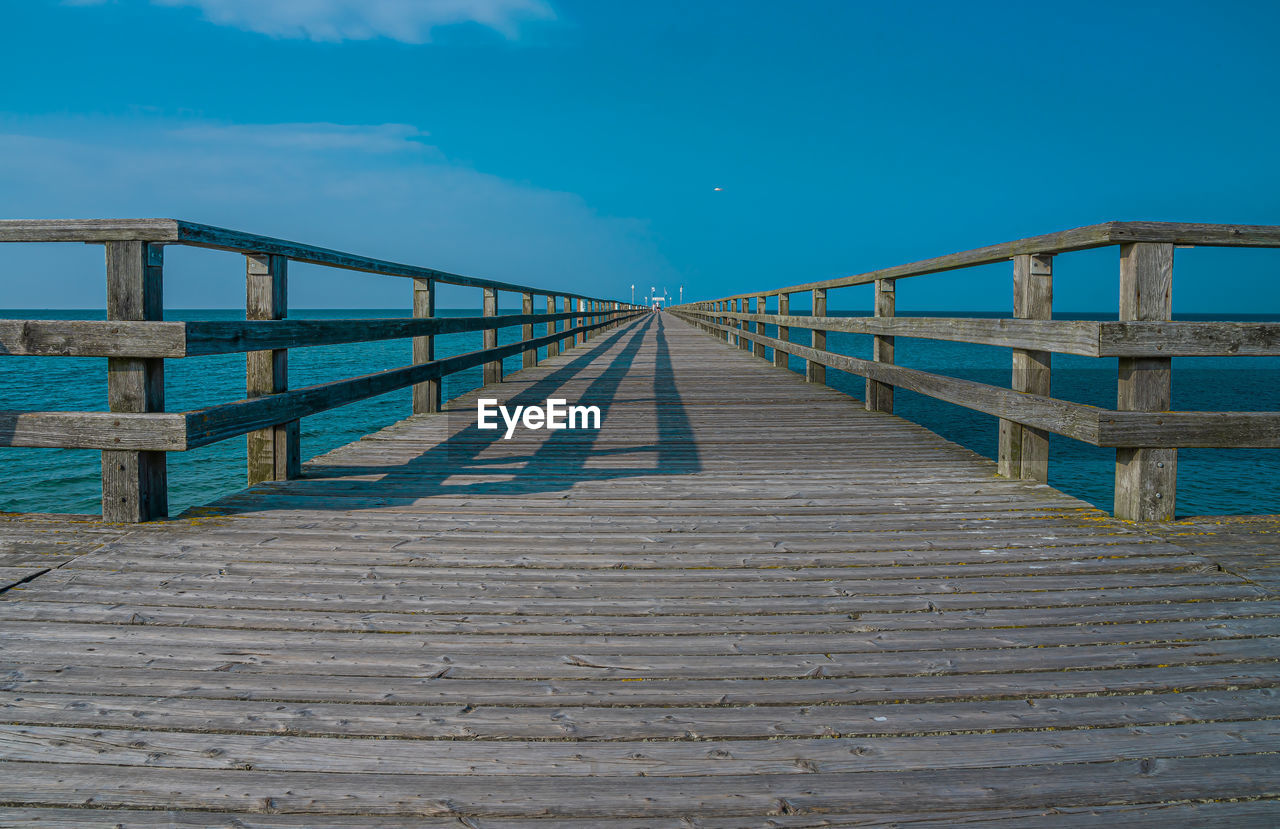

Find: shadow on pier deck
<box><xmin>1</xmin><ymin>314</ymin><xmax>1278</xmax><ymax>826</ymax></box>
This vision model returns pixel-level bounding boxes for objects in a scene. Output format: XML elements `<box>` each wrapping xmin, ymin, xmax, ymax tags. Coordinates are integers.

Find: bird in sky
<box><xmin>713</xmin><ymin>187</ymin><xmax>723</xmax><ymax>192</ymax></box>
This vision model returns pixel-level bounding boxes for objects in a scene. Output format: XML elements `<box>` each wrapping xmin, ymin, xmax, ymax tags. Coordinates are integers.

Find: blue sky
<box><xmin>1</xmin><ymin>0</ymin><xmax>1277</xmax><ymax>310</ymax></box>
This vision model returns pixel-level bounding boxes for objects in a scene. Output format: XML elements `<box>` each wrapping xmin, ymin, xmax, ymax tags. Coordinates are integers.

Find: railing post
<box><xmin>547</xmin><ymin>295</ymin><xmax>559</xmax><ymax>358</ymax></box>
<box><xmin>522</xmin><ymin>292</ymin><xmax>536</xmax><ymax>368</ymax></box>
<box><xmin>753</xmin><ymin>296</ymin><xmax>767</xmax><ymax>359</ymax></box>
<box><xmin>412</xmin><ymin>277</ymin><xmax>440</xmax><ymax>414</ymax></box>
<box><xmin>775</xmin><ymin>293</ymin><xmax>790</xmax><ymax>368</ymax></box>
<box><xmin>483</xmin><ymin>287</ymin><xmax>502</xmax><ymax>384</ymax></box>
<box><xmin>1115</xmin><ymin>243</ymin><xmax>1176</xmax><ymax>521</ymax></box>
<box><xmin>246</xmin><ymin>253</ymin><xmax>300</xmax><ymax>486</ymax></box>
<box><xmin>865</xmin><ymin>278</ymin><xmax>896</xmax><ymax>414</ymax></box>
<box><xmin>998</xmin><ymin>256</ymin><xmax>1053</xmax><ymax>480</ymax></box>
<box><xmin>737</xmin><ymin>299</ymin><xmax>747</xmax><ymax>349</ymax></box>
<box><xmin>807</xmin><ymin>288</ymin><xmax>826</xmax><ymax>383</ymax></box>
<box><xmin>563</xmin><ymin>296</ymin><xmax>573</xmax><ymax>351</ymax></box>
<box><xmin>102</xmin><ymin>241</ymin><xmax>167</xmax><ymax>522</ymax></box>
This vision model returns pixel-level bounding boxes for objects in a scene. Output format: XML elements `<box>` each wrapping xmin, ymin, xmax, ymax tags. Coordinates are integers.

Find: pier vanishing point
<box><xmin>1</xmin><ymin>219</ymin><xmax>1279</xmax><ymax>825</ymax></box>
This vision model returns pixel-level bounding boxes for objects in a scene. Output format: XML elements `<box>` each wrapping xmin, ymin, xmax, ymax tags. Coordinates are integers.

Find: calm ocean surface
<box><xmin>2</xmin><ymin>309</ymin><xmax>1278</xmax><ymax>517</ymax></box>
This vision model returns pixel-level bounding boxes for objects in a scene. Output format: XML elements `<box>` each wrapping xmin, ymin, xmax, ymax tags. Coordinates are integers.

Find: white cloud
<box><xmin>169</xmin><ymin>122</ymin><xmax>437</xmax><ymax>154</ymax></box>
<box><xmin>150</xmin><ymin>0</ymin><xmax>555</xmax><ymax>42</ymax></box>
<box><xmin>0</xmin><ymin>117</ymin><xmax>675</xmax><ymax>309</ymax></box>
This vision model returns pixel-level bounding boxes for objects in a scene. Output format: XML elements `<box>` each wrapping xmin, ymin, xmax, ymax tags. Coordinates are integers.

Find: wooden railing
<box><xmin>0</xmin><ymin>219</ymin><xmax>645</xmax><ymax>522</ymax></box>
<box><xmin>671</xmin><ymin>221</ymin><xmax>1280</xmax><ymax>522</ymax></box>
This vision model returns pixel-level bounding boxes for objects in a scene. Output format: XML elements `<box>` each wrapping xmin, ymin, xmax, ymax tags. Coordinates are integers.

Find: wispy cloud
<box><xmin>149</xmin><ymin>0</ymin><xmax>555</xmax><ymax>43</ymax></box>
<box><xmin>0</xmin><ymin>116</ymin><xmax>674</xmax><ymax>308</ymax></box>
<box><xmin>169</xmin><ymin>122</ymin><xmax>437</xmax><ymax>154</ymax></box>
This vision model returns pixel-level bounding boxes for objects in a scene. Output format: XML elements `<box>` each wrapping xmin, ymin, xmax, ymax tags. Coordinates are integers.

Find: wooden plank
<box><xmin>1098</xmin><ymin>320</ymin><xmax>1280</xmax><ymax>357</ymax></box>
<box><xmin>0</xmin><ymin>411</ymin><xmax>187</xmax><ymax>450</ymax></box>
<box><xmin>5</xmin><ymin>658</ymin><xmax>1274</xmax><ymax>705</ymax></box>
<box><xmin>0</xmin><ymin>755</ymin><xmax>1272</xmax><ymax>817</ymax></box>
<box><xmin>0</xmin><ymin>320</ymin><xmax>188</xmax><ymax>357</ymax></box>
<box><xmin>1115</xmin><ymin>242</ymin><xmax>1176</xmax><ymax>521</ymax></box>
<box><xmin>101</xmin><ymin>240</ymin><xmax>167</xmax><ymax>522</ymax></box>
<box><xmin>0</xmin><ymin>218</ymin><xmax>182</xmax><ymax>243</ymax></box>
<box><xmin>1098</xmin><ymin>410</ymin><xmax>1280</xmax><ymax>448</ymax></box>
<box><xmin>3</xmin><ymin>721</ymin><xmax>1274</xmax><ymax>776</ymax></box>
<box><xmin>3</xmin><ymin>688</ymin><xmax>1272</xmax><ymax>741</ymax></box>
<box><xmin>2</xmin><ymin>802</ymin><xmax>1277</xmax><ymax>828</ymax></box>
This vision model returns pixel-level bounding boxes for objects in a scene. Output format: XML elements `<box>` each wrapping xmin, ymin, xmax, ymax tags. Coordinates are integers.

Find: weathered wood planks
<box><xmin>0</xmin><ymin>313</ymin><xmax>1277</xmax><ymax>824</ymax></box>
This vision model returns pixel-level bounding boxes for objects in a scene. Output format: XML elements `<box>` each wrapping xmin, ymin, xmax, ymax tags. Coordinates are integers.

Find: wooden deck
<box><xmin>1</xmin><ymin>312</ymin><xmax>1278</xmax><ymax>826</ymax></box>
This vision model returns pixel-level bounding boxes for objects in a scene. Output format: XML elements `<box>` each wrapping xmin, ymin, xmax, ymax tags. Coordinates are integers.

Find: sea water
<box><xmin>1</xmin><ymin>309</ymin><xmax>1277</xmax><ymax>517</ymax></box>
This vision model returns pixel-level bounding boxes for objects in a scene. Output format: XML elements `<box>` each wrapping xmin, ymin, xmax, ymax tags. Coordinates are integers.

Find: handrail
<box><xmin>0</xmin><ymin>219</ymin><xmax>647</xmax><ymax>521</ymax></box>
<box><xmin>671</xmin><ymin>221</ymin><xmax>1280</xmax><ymax>521</ymax></box>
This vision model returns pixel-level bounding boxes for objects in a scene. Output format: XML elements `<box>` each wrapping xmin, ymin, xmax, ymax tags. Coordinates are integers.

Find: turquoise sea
<box><xmin>1</xmin><ymin>309</ymin><xmax>1278</xmax><ymax>517</ymax></box>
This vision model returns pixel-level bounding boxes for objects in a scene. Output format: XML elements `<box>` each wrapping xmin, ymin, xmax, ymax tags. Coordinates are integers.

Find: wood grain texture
<box><xmin>774</xmin><ymin>293</ymin><xmax>790</xmax><ymax>368</ymax></box>
<box><xmin>102</xmin><ymin>241</ymin><xmax>166</xmax><ymax>523</ymax></box>
<box><xmin>807</xmin><ymin>288</ymin><xmax>826</xmax><ymax>384</ymax></box>
<box><xmin>246</xmin><ymin>253</ymin><xmax>299</xmax><ymax>485</ymax></box>
<box><xmin>752</xmin><ymin>297</ymin><xmax>768</xmax><ymax>359</ymax></box>
<box><xmin>1115</xmin><ymin>243</ymin><xmax>1177</xmax><ymax>521</ymax></box>
<box><xmin>546</xmin><ymin>295</ymin><xmax>560</xmax><ymax>358</ymax></box>
<box><xmin>482</xmin><ymin>287</ymin><xmax>501</xmax><ymax>384</ymax></box>
<box><xmin>522</xmin><ymin>292</ymin><xmax>536</xmax><ymax>368</ymax></box>
<box><xmin>1002</xmin><ymin>254</ymin><xmax>1052</xmax><ymax>483</ymax></box>
<box><xmin>411</xmin><ymin>277</ymin><xmax>440</xmax><ymax>414</ymax></box>
<box><xmin>1</xmin><ymin>312</ymin><xmax>1275</xmax><ymax>824</ymax></box>
<box><xmin>865</xmin><ymin>278</ymin><xmax>895</xmax><ymax>414</ymax></box>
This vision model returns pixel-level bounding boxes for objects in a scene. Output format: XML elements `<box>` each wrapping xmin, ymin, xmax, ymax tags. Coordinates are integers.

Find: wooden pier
<box><xmin>1</xmin><ymin>221</ymin><xmax>1279</xmax><ymax>824</ymax></box>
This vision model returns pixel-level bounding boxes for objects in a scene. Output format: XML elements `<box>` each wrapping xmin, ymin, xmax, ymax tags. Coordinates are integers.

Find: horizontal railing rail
<box><xmin>671</xmin><ymin>221</ymin><xmax>1280</xmax><ymax>521</ymax></box>
<box><xmin>0</xmin><ymin>312</ymin><xmax>600</xmax><ymax>357</ymax></box>
<box><xmin>0</xmin><ymin>218</ymin><xmax>646</xmax><ymax>521</ymax></box>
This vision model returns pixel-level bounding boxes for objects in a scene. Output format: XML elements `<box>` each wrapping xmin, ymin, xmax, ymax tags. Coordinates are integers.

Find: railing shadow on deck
<box><xmin>199</xmin><ymin>313</ymin><xmax>700</xmax><ymax>514</ymax></box>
